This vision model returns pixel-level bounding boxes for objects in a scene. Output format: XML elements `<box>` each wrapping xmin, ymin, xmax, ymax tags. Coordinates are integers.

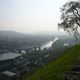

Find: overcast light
<box><xmin>0</xmin><ymin>0</ymin><xmax>69</xmax><ymax>33</ymax></box>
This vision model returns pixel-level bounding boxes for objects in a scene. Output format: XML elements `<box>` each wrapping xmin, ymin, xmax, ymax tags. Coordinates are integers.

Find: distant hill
<box><xmin>0</xmin><ymin>31</ymin><xmax>32</xmax><ymax>39</ymax></box>
<box><xmin>0</xmin><ymin>30</ymin><xmax>78</xmax><ymax>50</ymax></box>
<box><xmin>21</xmin><ymin>45</ymin><xmax>80</xmax><ymax>80</ymax></box>
<box><xmin>0</xmin><ymin>31</ymin><xmax>55</xmax><ymax>49</ymax></box>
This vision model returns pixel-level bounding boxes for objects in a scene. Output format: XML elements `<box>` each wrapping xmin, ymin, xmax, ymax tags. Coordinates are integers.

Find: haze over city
<box><xmin>0</xmin><ymin>0</ymin><xmax>70</xmax><ymax>33</ymax></box>
<box><xmin>1</xmin><ymin>0</ymin><xmax>80</xmax><ymax>80</ymax></box>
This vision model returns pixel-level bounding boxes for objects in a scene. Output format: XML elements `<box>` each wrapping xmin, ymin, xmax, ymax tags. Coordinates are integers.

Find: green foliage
<box><xmin>22</xmin><ymin>45</ymin><xmax>80</xmax><ymax>80</ymax></box>
<box><xmin>58</xmin><ymin>0</ymin><xmax>80</xmax><ymax>39</ymax></box>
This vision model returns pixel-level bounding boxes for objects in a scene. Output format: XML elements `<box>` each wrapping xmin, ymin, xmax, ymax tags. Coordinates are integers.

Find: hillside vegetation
<box><xmin>22</xmin><ymin>45</ymin><xmax>80</xmax><ymax>80</ymax></box>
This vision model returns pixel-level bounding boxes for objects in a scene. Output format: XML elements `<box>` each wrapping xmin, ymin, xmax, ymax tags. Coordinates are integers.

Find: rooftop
<box><xmin>2</xmin><ymin>71</ymin><xmax>16</xmax><ymax>77</ymax></box>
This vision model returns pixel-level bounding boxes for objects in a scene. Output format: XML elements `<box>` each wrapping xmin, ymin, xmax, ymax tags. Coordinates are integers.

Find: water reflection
<box><xmin>41</xmin><ymin>38</ymin><xmax>59</xmax><ymax>50</ymax></box>
<box><xmin>0</xmin><ymin>52</ymin><xmax>21</xmax><ymax>61</ymax></box>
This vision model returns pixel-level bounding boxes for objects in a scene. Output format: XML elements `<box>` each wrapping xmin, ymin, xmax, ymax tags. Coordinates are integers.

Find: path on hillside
<box><xmin>65</xmin><ymin>57</ymin><xmax>80</xmax><ymax>80</ymax></box>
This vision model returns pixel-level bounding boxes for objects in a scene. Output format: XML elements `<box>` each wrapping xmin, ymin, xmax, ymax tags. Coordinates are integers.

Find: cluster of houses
<box><xmin>0</xmin><ymin>39</ymin><xmax>74</xmax><ymax>80</ymax></box>
<box><xmin>0</xmin><ymin>46</ymin><xmax>47</xmax><ymax>80</ymax></box>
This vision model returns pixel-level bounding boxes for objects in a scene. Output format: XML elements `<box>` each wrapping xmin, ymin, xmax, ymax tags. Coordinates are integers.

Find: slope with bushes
<box><xmin>22</xmin><ymin>45</ymin><xmax>80</xmax><ymax>80</ymax></box>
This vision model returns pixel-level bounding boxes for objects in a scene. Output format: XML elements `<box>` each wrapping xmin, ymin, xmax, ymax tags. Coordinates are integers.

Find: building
<box><xmin>1</xmin><ymin>71</ymin><xmax>17</xmax><ymax>80</ymax></box>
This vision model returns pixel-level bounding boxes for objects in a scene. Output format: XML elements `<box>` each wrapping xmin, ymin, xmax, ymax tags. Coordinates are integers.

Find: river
<box><xmin>41</xmin><ymin>38</ymin><xmax>59</xmax><ymax>50</ymax></box>
<box><xmin>0</xmin><ymin>52</ymin><xmax>21</xmax><ymax>61</ymax></box>
<box><xmin>0</xmin><ymin>38</ymin><xmax>59</xmax><ymax>61</ymax></box>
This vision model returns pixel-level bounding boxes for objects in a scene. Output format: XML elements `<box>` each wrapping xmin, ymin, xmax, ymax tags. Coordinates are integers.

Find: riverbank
<box><xmin>0</xmin><ymin>52</ymin><xmax>21</xmax><ymax>61</ymax></box>
<box><xmin>21</xmin><ymin>44</ymin><xmax>80</xmax><ymax>80</ymax></box>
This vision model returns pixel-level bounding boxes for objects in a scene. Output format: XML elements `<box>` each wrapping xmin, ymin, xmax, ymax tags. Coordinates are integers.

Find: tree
<box><xmin>58</xmin><ymin>0</ymin><xmax>80</xmax><ymax>40</ymax></box>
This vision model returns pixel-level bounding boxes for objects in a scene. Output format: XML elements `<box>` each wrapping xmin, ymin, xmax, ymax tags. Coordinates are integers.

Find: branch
<box><xmin>71</xmin><ymin>2</ymin><xmax>80</xmax><ymax>18</ymax></box>
<box><xmin>72</xmin><ymin>12</ymin><xmax>80</xmax><ymax>27</ymax></box>
<box><xmin>75</xmin><ymin>8</ymin><xmax>80</xmax><ymax>17</ymax></box>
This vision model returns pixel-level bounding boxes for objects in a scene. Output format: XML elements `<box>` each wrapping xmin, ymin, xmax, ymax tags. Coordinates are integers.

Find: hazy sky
<box><xmin>0</xmin><ymin>0</ymin><xmax>69</xmax><ymax>33</ymax></box>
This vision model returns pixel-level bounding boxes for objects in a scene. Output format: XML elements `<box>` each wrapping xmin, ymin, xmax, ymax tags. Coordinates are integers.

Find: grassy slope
<box><xmin>22</xmin><ymin>45</ymin><xmax>80</xmax><ymax>80</ymax></box>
